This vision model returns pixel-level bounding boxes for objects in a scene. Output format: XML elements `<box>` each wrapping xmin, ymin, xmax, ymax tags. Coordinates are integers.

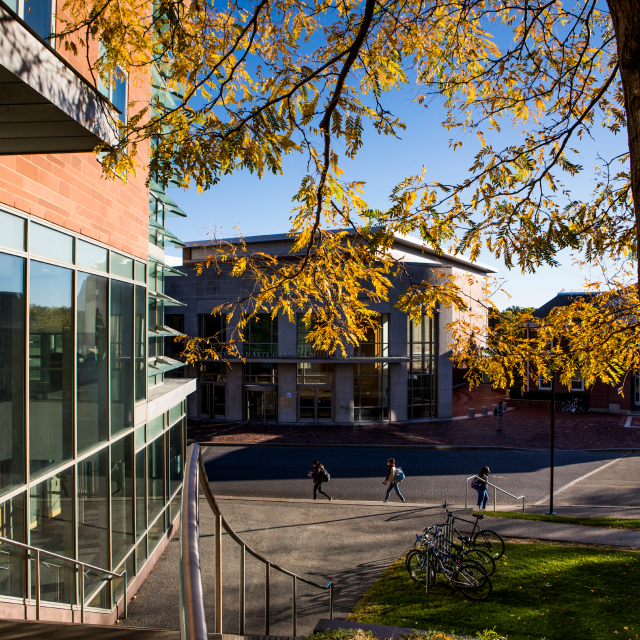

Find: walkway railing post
<box><xmin>81</xmin><ymin>568</ymin><xmax>85</xmax><ymax>623</ymax></box>
<box><xmin>265</xmin><ymin>562</ymin><xmax>270</xmax><ymax>635</ymax></box>
<box><xmin>494</xmin><ymin>485</ymin><xmax>497</xmax><ymax>511</ymax></box>
<box><xmin>292</xmin><ymin>575</ymin><xmax>297</xmax><ymax>638</ymax></box>
<box><xmin>522</xmin><ymin>496</ymin><xmax>525</xmax><ymax>513</ymax></box>
<box><xmin>464</xmin><ymin>482</ymin><xmax>468</xmax><ymax>510</ymax></box>
<box><xmin>239</xmin><ymin>545</ymin><xmax>246</xmax><ymax>636</ymax></box>
<box><xmin>35</xmin><ymin>550</ymin><xmax>40</xmax><ymax>621</ymax></box>
<box><xmin>329</xmin><ymin>582</ymin><xmax>334</xmax><ymax>620</ymax></box>
<box><xmin>215</xmin><ymin>512</ymin><xmax>222</xmax><ymax>634</ymax></box>
<box><xmin>124</xmin><ymin>570</ymin><xmax>128</xmax><ymax>620</ymax></box>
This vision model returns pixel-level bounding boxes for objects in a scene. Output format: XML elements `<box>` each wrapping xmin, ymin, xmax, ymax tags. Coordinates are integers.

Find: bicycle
<box><xmin>407</xmin><ymin>534</ymin><xmax>492</xmax><ymax>600</ymax></box>
<box><xmin>442</xmin><ymin>504</ymin><xmax>505</xmax><ymax>560</ymax></box>
<box><xmin>414</xmin><ymin>527</ymin><xmax>495</xmax><ymax>576</ymax></box>
<box><xmin>560</xmin><ymin>397</ymin><xmax>586</xmax><ymax>414</ymax></box>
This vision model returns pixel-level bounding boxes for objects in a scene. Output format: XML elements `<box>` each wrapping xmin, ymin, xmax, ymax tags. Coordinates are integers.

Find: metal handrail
<box><xmin>464</xmin><ymin>475</ymin><xmax>525</xmax><ymax>512</ymax></box>
<box><xmin>180</xmin><ymin>443</ymin><xmax>334</xmax><ymax>640</ymax></box>
<box><xmin>0</xmin><ymin>536</ymin><xmax>127</xmax><ymax>622</ymax></box>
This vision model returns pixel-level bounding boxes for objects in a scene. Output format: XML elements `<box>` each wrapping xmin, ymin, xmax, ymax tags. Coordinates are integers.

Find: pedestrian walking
<box><xmin>494</xmin><ymin>401</ymin><xmax>504</xmax><ymax>431</ymax></box>
<box><xmin>308</xmin><ymin>461</ymin><xmax>332</xmax><ymax>500</ymax></box>
<box><xmin>475</xmin><ymin>466</ymin><xmax>490</xmax><ymax>510</ymax></box>
<box><xmin>382</xmin><ymin>457</ymin><xmax>406</xmax><ymax>503</ymax></box>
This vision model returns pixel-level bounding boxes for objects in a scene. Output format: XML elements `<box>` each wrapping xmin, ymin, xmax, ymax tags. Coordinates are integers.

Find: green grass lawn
<box><xmin>473</xmin><ymin>512</ymin><xmax>640</xmax><ymax>530</ymax></box>
<box><xmin>348</xmin><ymin>542</ymin><xmax>640</xmax><ymax>640</ymax></box>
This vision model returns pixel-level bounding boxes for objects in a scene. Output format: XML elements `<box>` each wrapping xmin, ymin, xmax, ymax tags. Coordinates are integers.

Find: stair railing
<box><xmin>0</xmin><ymin>536</ymin><xmax>127</xmax><ymax>622</ymax></box>
<box><xmin>464</xmin><ymin>475</ymin><xmax>525</xmax><ymax>512</ymax></box>
<box><xmin>180</xmin><ymin>443</ymin><xmax>334</xmax><ymax>640</ymax></box>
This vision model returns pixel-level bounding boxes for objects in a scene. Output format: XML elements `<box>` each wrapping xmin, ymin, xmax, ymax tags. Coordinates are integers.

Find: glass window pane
<box><xmin>112</xmin><ymin>70</ymin><xmax>128</xmax><ymax>124</ymax></box>
<box><xmin>147</xmin><ymin>436</ymin><xmax>164</xmax><ymax>523</ymax></box>
<box><xmin>135</xmin><ymin>286</ymin><xmax>146</xmax><ymax>402</ymax></box>
<box><xmin>77</xmin><ymin>272</ymin><xmax>109</xmax><ymax>454</ymax></box>
<box><xmin>0</xmin><ymin>210</ymin><xmax>26</xmax><ymax>251</ymax></box>
<box><xmin>136</xmin><ymin>535</ymin><xmax>147</xmax><ymax>573</ymax></box>
<box><xmin>0</xmin><ymin>493</ymin><xmax>27</xmax><ymax>599</ymax></box>
<box><xmin>135</xmin><ymin>449</ymin><xmax>146</xmax><ymax>537</ymax></box>
<box><xmin>29</xmin><ymin>472</ymin><xmax>75</xmax><ymax>604</ymax></box>
<box><xmin>0</xmin><ymin>254</ymin><xmax>25</xmax><ymax>495</ymax></box>
<box><xmin>30</xmin><ymin>223</ymin><xmax>73</xmax><ymax>264</ymax></box>
<box><xmin>77</xmin><ymin>240</ymin><xmax>108</xmax><ymax>273</ymax></box>
<box><xmin>111</xmin><ymin>434</ymin><xmax>134</xmax><ymax>566</ymax></box>
<box><xmin>169</xmin><ymin>422</ymin><xmax>183</xmax><ymax>497</ymax></box>
<box><xmin>148</xmin><ymin>511</ymin><xmax>165</xmax><ymax>554</ymax></box>
<box><xmin>135</xmin><ymin>262</ymin><xmax>146</xmax><ymax>283</ymax></box>
<box><xmin>23</xmin><ymin>0</ymin><xmax>52</xmax><ymax>40</ymax></box>
<box><xmin>111</xmin><ymin>253</ymin><xmax>134</xmax><ymax>280</ymax></box>
<box><xmin>111</xmin><ymin>280</ymin><xmax>134</xmax><ymax>436</ymax></box>
<box><xmin>169</xmin><ymin>402</ymin><xmax>182</xmax><ymax>426</ymax></box>
<box><xmin>29</xmin><ymin>262</ymin><xmax>73</xmax><ymax>478</ymax></box>
<box><xmin>78</xmin><ymin>450</ymin><xmax>109</xmax><ymax>599</ymax></box>
<box><xmin>112</xmin><ymin>552</ymin><xmax>134</xmax><ymax>606</ymax></box>
<box><xmin>147</xmin><ymin>414</ymin><xmax>164</xmax><ymax>439</ymax></box>
<box><xmin>170</xmin><ymin>488</ymin><xmax>181</xmax><ymax>521</ymax></box>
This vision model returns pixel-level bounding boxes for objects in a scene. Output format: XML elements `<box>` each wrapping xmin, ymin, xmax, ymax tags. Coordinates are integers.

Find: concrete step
<box><xmin>314</xmin><ymin>619</ymin><xmax>427</xmax><ymax>639</ymax></box>
<box><xmin>0</xmin><ymin>620</ymin><xmax>296</xmax><ymax>640</ymax></box>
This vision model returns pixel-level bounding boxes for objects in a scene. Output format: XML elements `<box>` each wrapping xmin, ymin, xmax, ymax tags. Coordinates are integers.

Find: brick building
<box><xmin>511</xmin><ymin>292</ymin><xmax>638</xmax><ymax>413</ymax></box>
<box><xmin>0</xmin><ymin>0</ymin><xmax>195</xmax><ymax>624</ymax></box>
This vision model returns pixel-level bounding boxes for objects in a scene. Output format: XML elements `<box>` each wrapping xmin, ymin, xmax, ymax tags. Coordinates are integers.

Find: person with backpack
<box><xmin>472</xmin><ymin>466</ymin><xmax>490</xmax><ymax>510</ymax></box>
<box><xmin>309</xmin><ymin>461</ymin><xmax>332</xmax><ymax>500</ymax></box>
<box><xmin>494</xmin><ymin>401</ymin><xmax>504</xmax><ymax>432</ymax></box>
<box><xmin>382</xmin><ymin>457</ymin><xmax>406</xmax><ymax>503</ymax></box>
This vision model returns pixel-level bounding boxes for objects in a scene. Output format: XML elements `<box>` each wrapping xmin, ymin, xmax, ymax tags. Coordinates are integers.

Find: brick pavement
<box><xmin>189</xmin><ymin>385</ymin><xmax>640</xmax><ymax>450</ymax></box>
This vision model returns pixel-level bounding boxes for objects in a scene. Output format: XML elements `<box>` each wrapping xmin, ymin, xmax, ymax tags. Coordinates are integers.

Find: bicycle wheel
<box><xmin>407</xmin><ymin>550</ymin><xmax>437</xmax><ymax>587</ymax></box>
<box><xmin>473</xmin><ymin>530</ymin><xmax>505</xmax><ymax>559</ymax></box>
<box><xmin>455</xmin><ymin>562</ymin><xmax>492</xmax><ymax>600</ymax></box>
<box><xmin>463</xmin><ymin>548</ymin><xmax>495</xmax><ymax>576</ymax></box>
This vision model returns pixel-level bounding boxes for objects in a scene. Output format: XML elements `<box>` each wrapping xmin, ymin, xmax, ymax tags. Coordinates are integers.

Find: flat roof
<box><xmin>185</xmin><ymin>229</ymin><xmax>497</xmax><ymax>274</ymax></box>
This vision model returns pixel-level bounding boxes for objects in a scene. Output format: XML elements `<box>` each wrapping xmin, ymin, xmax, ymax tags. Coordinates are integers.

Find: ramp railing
<box><xmin>464</xmin><ymin>475</ymin><xmax>525</xmax><ymax>512</ymax></box>
<box><xmin>179</xmin><ymin>443</ymin><xmax>334</xmax><ymax>640</ymax></box>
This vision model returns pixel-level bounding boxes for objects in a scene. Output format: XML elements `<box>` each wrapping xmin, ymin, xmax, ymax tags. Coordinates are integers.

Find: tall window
<box><xmin>246</xmin><ymin>314</ymin><xmax>277</xmax><ymax>357</ymax></box>
<box><xmin>296</xmin><ymin>313</ymin><xmax>330</xmax><ymax>356</ymax></box>
<box><xmin>77</xmin><ymin>272</ymin><xmax>109</xmax><ymax>453</ymax></box>
<box><xmin>297</xmin><ymin>363</ymin><xmax>334</xmax><ymax>384</ymax></box>
<box><xmin>354</xmin><ymin>363</ymin><xmax>389</xmax><ymax>421</ymax></box>
<box><xmin>245</xmin><ymin>363</ymin><xmax>278</xmax><ymax>384</ymax></box>
<box><xmin>408</xmin><ymin>314</ymin><xmax>437</xmax><ymax>419</ymax></box>
<box><xmin>135</xmin><ymin>285</ymin><xmax>147</xmax><ymax>401</ymax></box>
<box><xmin>355</xmin><ymin>314</ymin><xmax>389</xmax><ymax>357</ymax></box>
<box><xmin>111</xmin><ymin>280</ymin><xmax>134</xmax><ymax>435</ymax></box>
<box><xmin>22</xmin><ymin>0</ymin><xmax>52</xmax><ymax>41</ymax></box>
<box><xmin>0</xmin><ymin>253</ymin><xmax>25</xmax><ymax>495</ymax></box>
<box><xmin>199</xmin><ymin>313</ymin><xmax>225</xmax><ymax>348</ymax></box>
<box><xmin>29</xmin><ymin>262</ymin><xmax>73</xmax><ymax>478</ymax></box>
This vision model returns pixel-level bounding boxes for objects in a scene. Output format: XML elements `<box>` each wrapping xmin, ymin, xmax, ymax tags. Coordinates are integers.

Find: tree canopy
<box><xmin>58</xmin><ymin>0</ymin><xmax>640</xmax><ymax>394</ymax></box>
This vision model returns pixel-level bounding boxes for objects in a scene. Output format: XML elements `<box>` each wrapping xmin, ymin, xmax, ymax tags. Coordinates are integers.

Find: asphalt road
<box><xmin>201</xmin><ymin>446</ymin><xmax>637</xmax><ymax>507</ymax></box>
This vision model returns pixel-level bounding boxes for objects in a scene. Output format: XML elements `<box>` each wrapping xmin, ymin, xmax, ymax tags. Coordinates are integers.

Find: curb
<box><xmin>197</xmin><ymin>442</ymin><xmax>639</xmax><ymax>453</ymax></box>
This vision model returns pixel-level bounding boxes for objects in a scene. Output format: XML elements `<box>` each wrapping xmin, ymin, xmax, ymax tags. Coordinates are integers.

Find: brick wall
<box><xmin>0</xmin><ymin>18</ymin><xmax>151</xmax><ymax>259</ymax></box>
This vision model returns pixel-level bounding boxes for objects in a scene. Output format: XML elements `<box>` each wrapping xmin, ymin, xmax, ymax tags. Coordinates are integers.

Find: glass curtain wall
<box><xmin>0</xmin><ymin>493</ymin><xmax>26</xmax><ymax>599</ymax></box>
<box><xmin>354</xmin><ymin>363</ymin><xmax>389</xmax><ymax>421</ymax></box>
<box><xmin>29</xmin><ymin>262</ymin><xmax>73</xmax><ymax>479</ymax></box>
<box><xmin>135</xmin><ymin>286</ymin><xmax>146</xmax><ymax>401</ymax></box>
<box><xmin>407</xmin><ymin>314</ymin><xmax>437</xmax><ymax>418</ymax></box>
<box><xmin>0</xmin><ymin>253</ymin><xmax>25</xmax><ymax>495</ymax></box>
<box><xmin>77</xmin><ymin>272</ymin><xmax>109</xmax><ymax>454</ymax></box>
<box><xmin>111</xmin><ymin>434</ymin><xmax>134</xmax><ymax>567</ymax></box>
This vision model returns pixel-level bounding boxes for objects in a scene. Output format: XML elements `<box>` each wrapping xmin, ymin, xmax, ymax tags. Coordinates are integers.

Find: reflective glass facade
<box><xmin>0</xmin><ymin>210</ymin><xmax>188</xmax><ymax>613</ymax></box>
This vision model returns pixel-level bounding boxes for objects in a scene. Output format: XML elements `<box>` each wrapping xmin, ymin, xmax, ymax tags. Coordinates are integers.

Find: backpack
<box><xmin>395</xmin><ymin>467</ymin><xmax>405</xmax><ymax>482</ymax></box>
<box><xmin>493</xmin><ymin>407</ymin><xmax>498</xmax><ymax>416</ymax></box>
<box><xmin>470</xmin><ymin>477</ymin><xmax>480</xmax><ymax>490</ymax></box>
<box><xmin>319</xmin><ymin>468</ymin><xmax>330</xmax><ymax>482</ymax></box>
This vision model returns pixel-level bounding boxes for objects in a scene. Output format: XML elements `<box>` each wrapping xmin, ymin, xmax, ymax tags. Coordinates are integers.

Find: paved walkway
<box><xmin>200</xmin><ymin>446</ymin><xmax>636</xmax><ymax>507</ymax></box>
<box><xmin>189</xmin><ymin>385</ymin><xmax>640</xmax><ymax>450</ymax></box>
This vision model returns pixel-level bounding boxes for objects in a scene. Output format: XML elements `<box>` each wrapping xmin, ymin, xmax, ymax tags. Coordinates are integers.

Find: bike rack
<box><xmin>465</xmin><ymin>475</ymin><xmax>525</xmax><ymax>512</ymax></box>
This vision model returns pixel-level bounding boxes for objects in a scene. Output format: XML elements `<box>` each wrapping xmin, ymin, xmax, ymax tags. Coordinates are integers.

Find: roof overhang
<box><xmin>0</xmin><ymin>3</ymin><xmax>118</xmax><ymax>154</ymax></box>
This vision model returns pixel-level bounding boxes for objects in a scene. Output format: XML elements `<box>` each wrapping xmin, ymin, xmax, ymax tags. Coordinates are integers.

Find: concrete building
<box><xmin>165</xmin><ymin>232</ymin><xmax>495</xmax><ymax>423</ymax></box>
<box><xmin>0</xmin><ymin>0</ymin><xmax>195</xmax><ymax>624</ymax></box>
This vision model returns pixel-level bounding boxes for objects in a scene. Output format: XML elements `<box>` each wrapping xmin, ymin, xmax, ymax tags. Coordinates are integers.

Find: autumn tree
<box><xmin>57</xmin><ymin>0</ymin><xmax>640</xmax><ymax>393</ymax></box>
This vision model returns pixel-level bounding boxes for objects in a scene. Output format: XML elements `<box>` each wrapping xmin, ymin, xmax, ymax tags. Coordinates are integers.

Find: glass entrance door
<box><xmin>200</xmin><ymin>384</ymin><xmax>226</xmax><ymax>418</ymax></box>
<box><xmin>246</xmin><ymin>389</ymin><xmax>278</xmax><ymax>422</ymax></box>
<box><xmin>298</xmin><ymin>387</ymin><xmax>333</xmax><ymax>422</ymax></box>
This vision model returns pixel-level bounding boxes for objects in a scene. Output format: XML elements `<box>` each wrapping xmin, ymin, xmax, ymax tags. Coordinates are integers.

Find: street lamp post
<box><xmin>547</xmin><ymin>371</ymin><xmax>556</xmax><ymax>515</ymax></box>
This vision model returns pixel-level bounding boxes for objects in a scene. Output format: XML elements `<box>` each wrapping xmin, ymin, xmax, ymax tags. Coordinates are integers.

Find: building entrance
<box><xmin>298</xmin><ymin>386</ymin><xmax>333</xmax><ymax>422</ymax></box>
<box><xmin>246</xmin><ymin>388</ymin><xmax>278</xmax><ymax>422</ymax></box>
<box><xmin>201</xmin><ymin>383</ymin><xmax>226</xmax><ymax>418</ymax></box>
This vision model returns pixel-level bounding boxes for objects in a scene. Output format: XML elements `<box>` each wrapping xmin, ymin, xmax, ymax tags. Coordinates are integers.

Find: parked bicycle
<box><xmin>406</xmin><ymin>532</ymin><xmax>492</xmax><ymax>600</ymax></box>
<box><xmin>560</xmin><ymin>397</ymin><xmax>586</xmax><ymax>414</ymax></box>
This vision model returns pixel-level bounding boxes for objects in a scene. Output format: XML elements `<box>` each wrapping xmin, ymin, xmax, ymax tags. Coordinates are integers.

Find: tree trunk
<box><xmin>607</xmin><ymin>0</ymin><xmax>640</xmax><ymax>286</ymax></box>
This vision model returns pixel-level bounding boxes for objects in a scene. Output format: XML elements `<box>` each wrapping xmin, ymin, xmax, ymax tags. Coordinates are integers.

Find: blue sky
<box><xmin>165</xmin><ymin>84</ymin><xmax>627</xmax><ymax>311</ymax></box>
